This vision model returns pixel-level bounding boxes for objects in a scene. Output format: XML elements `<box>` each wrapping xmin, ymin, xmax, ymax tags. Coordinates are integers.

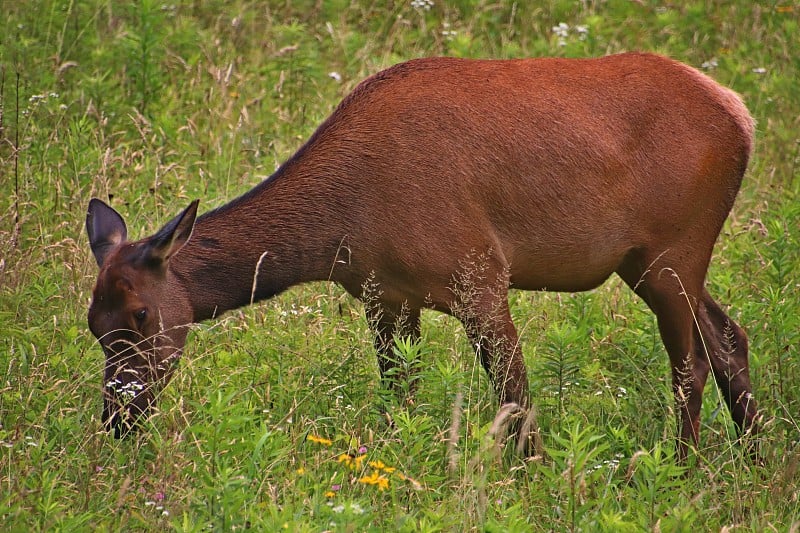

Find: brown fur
<box><xmin>87</xmin><ymin>53</ymin><xmax>758</xmax><ymax>458</ymax></box>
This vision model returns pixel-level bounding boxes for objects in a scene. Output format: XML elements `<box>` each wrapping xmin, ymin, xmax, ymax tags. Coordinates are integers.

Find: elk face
<box><xmin>86</xmin><ymin>199</ymin><xmax>197</xmax><ymax>437</ymax></box>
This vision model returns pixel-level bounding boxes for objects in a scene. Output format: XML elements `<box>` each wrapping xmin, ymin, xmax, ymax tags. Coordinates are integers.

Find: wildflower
<box><xmin>338</xmin><ymin>452</ymin><xmax>367</xmax><ymax>470</ymax></box>
<box><xmin>307</xmin><ymin>434</ymin><xmax>333</xmax><ymax>446</ymax></box>
<box><xmin>358</xmin><ymin>470</ymin><xmax>390</xmax><ymax>491</ymax></box>
<box><xmin>324</xmin><ymin>491</ymin><xmax>336</xmax><ymax>498</ymax></box>
<box><xmin>296</xmin><ymin>467</ymin><xmax>306</xmax><ymax>475</ymax></box>
<box><xmin>552</xmin><ymin>22</ymin><xmax>569</xmax><ymax>37</ymax></box>
<box><xmin>752</xmin><ymin>67</ymin><xmax>767</xmax><ymax>74</ymax></box>
<box><xmin>441</xmin><ymin>22</ymin><xmax>457</xmax><ymax>41</ymax></box>
<box><xmin>411</xmin><ymin>0</ymin><xmax>433</xmax><ymax>10</ymax></box>
<box><xmin>358</xmin><ymin>446</ymin><xmax>367</xmax><ymax>454</ymax></box>
<box><xmin>328</xmin><ymin>72</ymin><xmax>342</xmax><ymax>82</ymax></box>
<box><xmin>350</xmin><ymin>502</ymin><xmax>364</xmax><ymax>514</ymax></box>
<box><xmin>368</xmin><ymin>460</ymin><xmax>396</xmax><ymax>473</ymax></box>
<box><xmin>701</xmin><ymin>58</ymin><xmax>719</xmax><ymax>70</ymax></box>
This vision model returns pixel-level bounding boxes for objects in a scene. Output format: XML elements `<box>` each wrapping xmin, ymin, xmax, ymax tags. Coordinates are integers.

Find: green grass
<box><xmin>2</xmin><ymin>1</ymin><xmax>799</xmax><ymax>530</ymax></box>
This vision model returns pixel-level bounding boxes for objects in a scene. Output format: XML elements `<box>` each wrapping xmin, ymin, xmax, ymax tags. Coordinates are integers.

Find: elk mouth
<box><xmin>100</xmin><ymin>343</ymin><xmax>182</xmax><ymax>438</ymax></box>
<box><xmin>102</xmin><ymin>377</ymin><xmax>152</xmax><ymax>438</ymax></box>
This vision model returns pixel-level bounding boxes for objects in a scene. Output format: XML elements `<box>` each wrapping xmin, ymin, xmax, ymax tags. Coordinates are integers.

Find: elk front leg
<box><xmin>367</xmin><ymin>303</ymin><xmax>421</xmax><ymax>396</ymax></box>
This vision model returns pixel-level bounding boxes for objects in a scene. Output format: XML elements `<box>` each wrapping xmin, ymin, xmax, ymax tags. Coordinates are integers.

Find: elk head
<box><xmin>86</xmin><ymin>199</ymin><xmax>198</xmax><ymax>437</ymax></box>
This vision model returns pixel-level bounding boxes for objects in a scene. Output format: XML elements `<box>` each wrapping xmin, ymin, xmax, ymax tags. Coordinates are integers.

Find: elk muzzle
<box><xmin>102</xmin><ymin>370</ymin><xmax>153</xmax><ymax>438</ymax></box>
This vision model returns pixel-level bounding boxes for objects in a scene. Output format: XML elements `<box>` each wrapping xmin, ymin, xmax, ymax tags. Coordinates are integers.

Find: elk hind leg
<box><xmin>695</xmin><ymin>290</ymin><xmax>759</xmax><ymax>446</ymax></box>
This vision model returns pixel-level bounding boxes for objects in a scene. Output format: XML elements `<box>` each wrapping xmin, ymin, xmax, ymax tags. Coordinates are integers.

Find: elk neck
<box><xmin>169</xmin><ymin>157</ymin><xmax>356</xmax><ymax>322</ymax></box>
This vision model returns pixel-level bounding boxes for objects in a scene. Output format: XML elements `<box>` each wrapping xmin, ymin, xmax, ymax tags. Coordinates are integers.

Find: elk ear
<box><xmin>87</xmin><ymin>199</ymin><xmax>128</xmax><ymax>267</ymax></box>
<box><xmin>146</xmin><ymin>200</ymin><xmax>199</xmax><ymax>264</ymax></box>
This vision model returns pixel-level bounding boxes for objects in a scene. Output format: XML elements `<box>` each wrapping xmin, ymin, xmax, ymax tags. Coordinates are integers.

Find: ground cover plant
<box><xmin>1</xmin><ymin>1</ymin><xmax>798</xmax><ymax>530</ymax></box>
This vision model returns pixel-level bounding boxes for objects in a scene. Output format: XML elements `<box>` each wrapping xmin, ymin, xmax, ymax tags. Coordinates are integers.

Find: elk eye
<box><xmin>134</xmin><ymin>308</ymin><xmax>147</xmax><ymax>323</ymax></box>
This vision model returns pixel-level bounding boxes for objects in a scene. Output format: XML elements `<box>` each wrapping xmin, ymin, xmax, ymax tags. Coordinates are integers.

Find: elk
<box><xmin>86</xmin><ymin>52</ymin><xmax>759</xmax><ymax>459</ymax></box>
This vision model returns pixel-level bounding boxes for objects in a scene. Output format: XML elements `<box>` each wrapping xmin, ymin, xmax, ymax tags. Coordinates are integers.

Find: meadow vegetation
<box><xmin>1</xmin><ymin>1</ymin><xmax>798</xmax><ymax>530</ymax></box>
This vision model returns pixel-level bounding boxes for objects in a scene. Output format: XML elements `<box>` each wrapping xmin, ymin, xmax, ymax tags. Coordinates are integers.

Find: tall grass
<box><xmin>1</xmin><ymin>1</ymin><xmax>798</xmax><ymax>530</ymax></box>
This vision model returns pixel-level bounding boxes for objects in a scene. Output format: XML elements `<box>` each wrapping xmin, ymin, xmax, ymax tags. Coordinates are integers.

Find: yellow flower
<box><xmin>324</xmin><ymin>491</ymin><xmax>336</xmax><ymax>498</ymax></box>
<box><xmin>306</xmin><ymin>434</ymin><xmax>332</xmax><ymax>446</ymax></box>
<box><xmin>352</xmin><ymin>454</ymin><xmax>366</xmax><ymax>470</ymax></box>
<box><xmin>358</xmin><ymin>470</ymin><xmax>390</xmax><ymax>491</ymax></box>
<box><xmin>296</xmin><ymin>467</ymin><xmax>306</xmax><ymax>475</ymax></box>
<box><xmin>368</xmin><ymin>460</ymin><xmax>396</xmax><ymax>473</ymax></box>
<box><xmin>338</xmin><ymin>452</ymin><xmax>367</xmax><ymax>470</ymax></box>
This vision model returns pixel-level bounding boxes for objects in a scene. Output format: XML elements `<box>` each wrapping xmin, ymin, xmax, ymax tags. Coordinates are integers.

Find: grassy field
<box><xmin>2</xmin><ymin>0</ymin><xmax>799</xmax><ymax>530</ymax></box>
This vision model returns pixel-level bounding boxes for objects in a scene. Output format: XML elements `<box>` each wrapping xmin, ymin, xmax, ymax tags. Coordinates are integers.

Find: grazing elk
<box><xmin>86</xmin><ymin>52</ymin><xmax>759</xmax><ymax>459</ymax></box>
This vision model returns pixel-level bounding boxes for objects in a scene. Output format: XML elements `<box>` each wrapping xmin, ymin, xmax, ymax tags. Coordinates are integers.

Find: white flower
<box><xmin>411</xmin><ymin>0</ymin><xmax>433</xmax><ymax>11</ymax></box>
<box><xmin>328</xmin><ymin>71</ymin><xmax>342</xmax><ymax>82</ymax></box>
<box><xmin>441</xmin><ymin>22</ymin><xmax>457</xmax><ymax>41</ymax></box>
<box><xmin>701</xmin><ymin>58</ymin><xmax>718</xmax><ymax>70</ymax></box>
<box><xmin>552</xmin><ymin>22</ymin><xmax>569</xmax><ymax>39</ymax></box>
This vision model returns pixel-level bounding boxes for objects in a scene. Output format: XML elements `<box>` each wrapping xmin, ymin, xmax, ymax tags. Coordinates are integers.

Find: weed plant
<box><xmin>1</xmin><ymin>1</ymin><xmax>798</xmax><ymax>530</ymax></box>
